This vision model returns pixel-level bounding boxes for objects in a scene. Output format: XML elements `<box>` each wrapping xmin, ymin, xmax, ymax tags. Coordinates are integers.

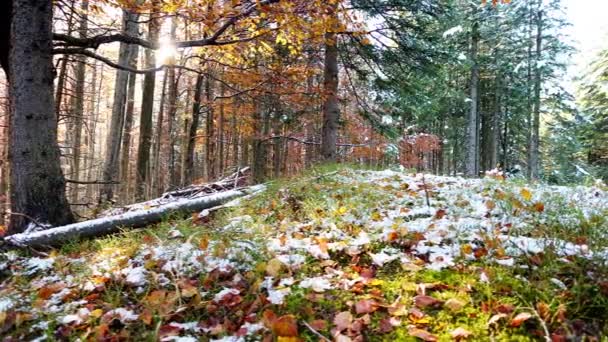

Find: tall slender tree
<box><xmin>136</xmin><ymin>3</ymin><xmax>161</xmax><ymax>199</ymax></box>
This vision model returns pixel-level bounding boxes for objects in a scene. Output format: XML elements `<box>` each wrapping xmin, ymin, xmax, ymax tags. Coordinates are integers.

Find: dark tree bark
<box><xmin>180</xmin><ymin>79</ymin><xmax>193</xmax><ymax>186</ymax></box>
<box><xmin>273</xmin><ymin>102</ymin><xmax>283</xmax><ymax>178</ymax></box>
<box><xmin>184</xmin><ymin>74</ymin><xmax>204</xmax><ymax>184</ymax></box>
<box><xmin>8</xmin><ymin>0</ymin><xmax>74</xmax><ymax>233</ymax></box>
<box><xmin>204</xmin><ymin>73</ymin><xmax>216</xmax><ymax>180</ymax></box>
<box><xmin>218</xmin><ymin>83</ymin><xmax>226</xmax><ymax>176</ymax></box>
<box><xmin>530</xmin><ymin>7</ymin><xmax>543</xmax><ymax>180</ymax></box>
<box><xmin>119</xmin><ymin>45</ymin><xmax>139</xmax><ymax>202</ymax></box>
<box><xmin>491</xmin><ymin>70</ymin><xmax>502</xmax><ymax>169</ymax></box>
<box><xmin>466</xmin><ymin>20</ymin><xmax>480</xmax><ymax>177</ymax></box>
<box><xmin>252</xmin><ymin>102</ymin><xmax>266</xmax><ymax>183</ymax></box>
<box><xmin>136</xmin><ymin>5</ymin><xmax>161</xmax><ymax>200</ymax></box>
<box><xmin>231</xmin><ymin>110</ymin><xmax>239</xmax><ymax>169</ymax></box>
<box><xmin>321</xmin><ymin>9</ymin><xmax>340</xmax><ymax>162</ymax></box>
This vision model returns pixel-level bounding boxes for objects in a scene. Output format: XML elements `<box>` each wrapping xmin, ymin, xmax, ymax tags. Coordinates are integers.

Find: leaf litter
<box><xmin>1</xmin><ymin>167</ymin><xmax>607</xmax><ymax>340</ymax></box>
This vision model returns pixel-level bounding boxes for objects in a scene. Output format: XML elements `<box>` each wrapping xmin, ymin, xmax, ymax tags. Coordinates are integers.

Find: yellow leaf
<box><xmin>371</xmin><ymin>211</ymin><xmax>382</xmax><ymax>221</ymax></box>
<box><xmin>90</xmin><ymin>309</ymin><xmax>103</xmax><ymax>319</ymax></box>
<box><xmin>520</xmin><ymin>188</ymin><xmax>532</xmax><ymax>201</ymax></box>
<box><xmin>369</xmin><ymin>279</ymin><xmax>384</xmax><ymax>286</ymax></box>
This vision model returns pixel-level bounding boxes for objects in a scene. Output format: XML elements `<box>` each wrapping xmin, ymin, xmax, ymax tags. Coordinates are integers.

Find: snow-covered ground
<box><xmin>1</xmin><ymin>168</ymin><xmax>606</xmax><ymax>341</ymax></box>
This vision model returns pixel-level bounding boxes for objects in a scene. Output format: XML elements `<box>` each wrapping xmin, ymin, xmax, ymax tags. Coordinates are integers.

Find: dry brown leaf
<box><xmin>408</xmin><ymin>327</ymin><xmax>438</xmax><ymax>341</ymax></box>
<box><xmin>272</xmin><ymin>315</ymin><xmax>298</xmax><ymax>337</ymax></box>
<box><xmin>496</xmin><ymin>303</ymin><xmax>515</xmax><ymax>314</ymax></box>
<box><xmin>536</xmin><ymin>302</ymin><xmax>550</xmax><ymax>322</ymax></box>
<box><xmin>333</xmin><ymin>311</ymin><xmax>352</xmax><ymax>332</ymax></box>
<box><xmin>266</xmin><ymin>258</ymin><xmax>285</xmax><ymax>277</ymax></box>
<box><xmin>413</xmin><ymin>295</ymin><xmax>443</xmax><ymax>309</ymax></box>
<box><xmin>309</xmin><ymin>319</ymin><xmax>327</xmax><ymax>331</ymax></box>
<box><xmin>485</xmin><ymin>200</ymin><xmax>496</xmax><ymax>210</ymax></box>
<box><xmin>509</xmin><ymin>312</ymin><xmax>533</xmax><ymax>327</ymax></box>
<box><xmin>533</xmin><ymin>202</ymin><xmax>545</xmax><ymax>212</ymax></box>
<box><xmin>450</xmin><ymin>327</ymin><xmax>473</xmax><ymax>340</ymax></box>
<box><xmin>488</xmin><ymin>313</ymin><xmax>508</xmax><ymax>326</ymax></box>
<box><xmin>444</xmin><ymin>298</ymin><xmax>466</xmax><ymax>312</ymax></box>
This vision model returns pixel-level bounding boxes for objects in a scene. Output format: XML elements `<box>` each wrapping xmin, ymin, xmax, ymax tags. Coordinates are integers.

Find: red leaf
<box><xmin>262</xmin><ymin>309</ymin><xmax>278</xmax><ymax>328</ymax></box>
<box><xmin>496</xmin><ymin>303</ymin><xmax>515</xmax><ymax>314</ymax></box>
<box><xmin>434</xmin><ymin>209</ymin><xmax>447</xmax><ymax>219</ymax></box>
<box><xmin>355</xmin><ymin>299</ymin><xmax>378</xmax><ymax>314</ymax></box>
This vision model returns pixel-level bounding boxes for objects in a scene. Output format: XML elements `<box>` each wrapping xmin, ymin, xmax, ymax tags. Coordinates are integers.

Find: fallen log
<box><xmin>4</xmin><ymin>185</ymin><xmax>265</xmax><ymax>248</ymax></box>
<box><xmin>101</xmin><ymin>167</ymin><xmax>251</xmax><ymax>217</ymax></box>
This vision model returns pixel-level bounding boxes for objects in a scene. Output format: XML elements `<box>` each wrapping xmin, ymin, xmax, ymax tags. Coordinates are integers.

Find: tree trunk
<box><xmin>166</xmin><ymin>68</ymin><xmax>179</xmax><ymax>188</ymax></box>
<box><xmin>100</xmin><ymin>9</ymin><xmax>139</xmax><ymax>203</ymax></box>
<box><xmin>85</xmin><ymin>62</ymin><xmax>103</xmax><ymax>202</ymax></box>
<box><xmin>8</xmin><ymin>0</ymin><xmax>74</xmax><ymax>233</ymax></box>
<box><xmin>136</xmin><ymin>7</ymin><xmax>161</xmax><ymax>200</ymax></box>
<box><xmin>252</xmin><ymin>102</ymin><xmax>266</xmax><ymax>183</ymax></box>
<box><xmin>183</xmin><ymin>74</ymin><xmax>204</xmax><ymax>185</ymax></box>
<box><xmin>218</xmin><ymin>83</ymin><xmax>225</xmax><ymax>177</ymax></box>
<box><xmin>465</xmin><ymin>20</ymin><xmax>480</xmax><ymax>177</ymax></box>
<box><xmin>529</xmin><ymin>7</ymin><xmax>542</xmax><ymax>180</ymax></box>
<box><xmin>204</xmin><ymin>74</ymin><xmax>215</xmax><ymax>180</ymax></box>
<box><xmin>273</xmin><ymin>104</ymin><xmax>282</xmax><ymax>178</ymax></box>
<box><xmin>119</xmin><ymin>45</ymin><xmax>139</xmax><ymax>203</ymax></box>
<box><xmin>54</xmin><ymin>3</ymin><xmax>75</xmax><ymax>125</ymax></box>
<box><xmin>180</xmin><ymin>79</ymin><xmax>192</xmax><ymax>186</ymax></box>
<box><xmin>491</xmin><ymin>71</ymin><xmax>501</xmax><ymax>169</ymax></box>
<box><xmin>152</xmin><ymin>71</ymin><xmax>168</xmax><ymax>196</ymax></box>
<box><xmin>69</xmin><ymin>0</ymin><xmax>89</xmax><ymax>203</ymax></box>
<box><xmin>0</xmin><ymin>84</ymin><xmax>9</xmax><ymax>224</ymax></box>
<box><xmin>525</xmin><ymin>2</ymin><xmax>534</xmax><ymax>179</ymax></box>
<box><xmin>231</xmin><ymin>111</ymin><xmax>239</xmax><ymax>169</ymax></box>
<box><xmin>321</xmin><ymin>10</ymin><xmax>340</xmax><ymax>162</ymax></box>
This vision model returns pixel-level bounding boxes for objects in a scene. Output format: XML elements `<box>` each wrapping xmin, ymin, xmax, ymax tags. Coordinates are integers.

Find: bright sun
<box><xmin>156</xmin><ymin>39</ymin><xmax>177</xmax><ymax>65</ymax></box>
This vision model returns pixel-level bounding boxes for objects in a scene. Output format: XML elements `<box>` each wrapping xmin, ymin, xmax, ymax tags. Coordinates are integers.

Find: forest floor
<box><xmin>1</xmin><ymin>165</ymin><xmax>608</xmax><ymax>341</ymax></box>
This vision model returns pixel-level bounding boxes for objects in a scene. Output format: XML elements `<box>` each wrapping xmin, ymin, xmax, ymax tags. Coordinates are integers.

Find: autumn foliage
<box><xmin>399</xmin><ymin>133</ymin><xmax>442</xmax><ymax>171</ymax></box>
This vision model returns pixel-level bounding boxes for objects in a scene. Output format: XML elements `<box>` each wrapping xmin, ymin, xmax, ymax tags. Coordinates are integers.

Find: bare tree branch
<box><xmin>52</xmin><ymin>48</ymin><xmax>202</xmax><ymax>74</ymax></box>
<box><xmin>52</xmin><ymin>0</ymin><xmax>280</xmax><ymax>50</ymax></box>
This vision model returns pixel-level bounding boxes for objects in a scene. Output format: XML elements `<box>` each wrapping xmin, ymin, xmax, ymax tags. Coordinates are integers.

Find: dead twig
<box><xmin>10</xmin><ymin>212</ymin><xmax>47</xmax><ymax>229</ymax></box>
<box><xmin>421</xmin><ymin>174</ymin><xmax>431</xmax><ymax>207</ymax></box>
<box><xmin>302</xmin><ymin>321</ymin><xmax>331</xmax><ymax>342</ymax></box>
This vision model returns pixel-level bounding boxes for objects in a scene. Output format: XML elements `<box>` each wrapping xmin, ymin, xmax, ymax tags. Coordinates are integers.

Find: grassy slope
<box><xmin>1</xmin><ymin>165</ymin><xmax>608</xmax><ymax>341</ymax></box>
